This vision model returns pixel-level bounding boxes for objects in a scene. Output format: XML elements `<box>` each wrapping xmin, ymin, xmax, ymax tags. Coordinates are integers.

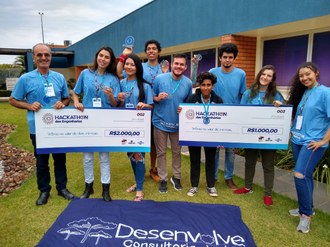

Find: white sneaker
<box><xmin>289</xmin><ymin>208</ymin><xmax>315</xmax><ymax>217</ymax></box>
<box><xmin>187</xmin><ymin>187</ymin><xmax>198</xmax><ymax>196</ymax></box>
<box><xmin>207</xmin><ymin>187</ymin><xmax>218</xmax><ymax>197</ymax></box>
<box><xmin>297</xmin><ymin>215</ymin><xmax>311</xmax><ymax>233</ymax></box>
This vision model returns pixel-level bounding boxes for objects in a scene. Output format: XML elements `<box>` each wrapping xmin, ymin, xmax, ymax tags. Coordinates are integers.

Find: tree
<box><xmin>13</xmin><ymin>55</ymin><xmax>26</xmax><ymax>75</ymax></box>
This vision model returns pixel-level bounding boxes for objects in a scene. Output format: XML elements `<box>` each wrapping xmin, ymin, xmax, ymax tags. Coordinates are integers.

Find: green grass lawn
<box><xmin>1</xmin><ymin>102</ymin><xmax>330</xmax><ymax>247</ymax></box>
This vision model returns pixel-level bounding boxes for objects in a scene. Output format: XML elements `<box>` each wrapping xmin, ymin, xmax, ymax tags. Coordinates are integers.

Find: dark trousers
<box><xmin>244</xmin><ymin>149</ymin><xmax>275</xmax><ymax>196</ymax></box>
<box><xmin>188</xmin><ymin>146</ymin><xmax>216</xmax><ymax>188</ymax></box>
<box><xmin>30</xmin><ymin>134</ymin><xmax>68</xmax><ymax>192</ymax></box>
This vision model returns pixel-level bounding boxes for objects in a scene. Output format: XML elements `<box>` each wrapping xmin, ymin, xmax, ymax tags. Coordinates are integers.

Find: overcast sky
<box><xmin>0</xmin><ymin>0</ymin><xmax>153</xmax><ymax>64</ymax></box>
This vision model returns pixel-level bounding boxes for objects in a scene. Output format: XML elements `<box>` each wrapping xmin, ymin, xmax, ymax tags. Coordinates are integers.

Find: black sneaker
<box><xmin>159</xmin><ymin>180</ymin><xmax>168</xmax><ymax>193</ymax></box>
<box><xmin>170</xmin><ymin>176</ymin><xmax>182</xmax><ymax>191</ymax></box>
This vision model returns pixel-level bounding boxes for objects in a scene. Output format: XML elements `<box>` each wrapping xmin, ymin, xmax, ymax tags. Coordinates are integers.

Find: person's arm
<box><xmin>72</xmin><ymin>91</ymin><xmax>84</xmax><ymax>112</ymax></box>
<box><xmin>308</xmin><ymin>127</ymin><xmax>330</xmax><ymax>151</ymax></box>
<box><xmin>9</xmin><ymin>96</ymin><xmax>42</xmax><ymax>112</ymax></box>
<box><xmin>116</xmin><ymin>48</ymin><xmax>133</xmax><ymax>79</ymax></box>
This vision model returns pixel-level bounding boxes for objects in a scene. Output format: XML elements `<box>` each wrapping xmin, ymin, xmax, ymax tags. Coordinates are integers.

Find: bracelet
<box><xmin>119</xmin><ymin>54</ymin><xmax>126</xmax><ymax>63</ymax></box>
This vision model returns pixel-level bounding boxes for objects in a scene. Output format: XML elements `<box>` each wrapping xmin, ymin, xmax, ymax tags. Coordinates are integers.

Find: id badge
<box><xmin>46</xmin><ymin>83</ymin><xmax>55</xmax><ymax>97</ymax></box>
<box><xmin>296</xmin><ymin>115</ymin><xmax>303</xmax><ymax>130</ymax></box>
<box><xmin>92</xmin><ymin>98</ymin><xmax>102</xmax><ymax>107</ymax></box>
<box><xmin>125</xmin><ymin>103</ymin><xmax>134</xmax><ymax>108</ymax></box>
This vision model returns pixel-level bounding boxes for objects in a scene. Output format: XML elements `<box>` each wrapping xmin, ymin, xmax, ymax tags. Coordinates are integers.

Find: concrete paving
<box><xmin>181</xmin><ymin>147</ymin><xmax>330</xmax><ymax>214</ymax></box>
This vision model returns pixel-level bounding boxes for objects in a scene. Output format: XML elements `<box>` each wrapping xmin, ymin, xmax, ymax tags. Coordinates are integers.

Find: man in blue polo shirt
<box><xmin>9</xmin><ymin>43</ymin><xmax>75</xmax><ymax>205</ymax></box>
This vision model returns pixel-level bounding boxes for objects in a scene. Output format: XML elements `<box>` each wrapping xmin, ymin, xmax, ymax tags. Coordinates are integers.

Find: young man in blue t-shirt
<box><xmin>209</xmin><ymin>43</ymin><xmax>246</xmax><ymax>189</ymax></box>
<box><xmin>153</xmin><ymin>54</ymin><xmax>192</xmax><ymax>193</ymax></box>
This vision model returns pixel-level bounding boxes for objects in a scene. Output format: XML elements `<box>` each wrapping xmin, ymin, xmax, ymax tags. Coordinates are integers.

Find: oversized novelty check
<box><xmin>179</xmin><ymin>104</ymin><xmax>292</xmax><ymax>149</ymax></box>
<box><xmin>35</xmin><ymin>108</ymin><xmax>151</xmax><ymax>154</ymax></box>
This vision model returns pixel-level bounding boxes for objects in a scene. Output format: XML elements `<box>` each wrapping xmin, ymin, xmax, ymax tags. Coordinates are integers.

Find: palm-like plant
<box><xmin>13</xmin><ymin>55</ymin><xmax>26</xmax><ymax>76</ymax></box>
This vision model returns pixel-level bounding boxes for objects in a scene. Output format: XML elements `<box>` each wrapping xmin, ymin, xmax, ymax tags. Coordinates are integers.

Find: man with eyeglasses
<box><xmin>9</xmin><ymin>43</ymin><xmax>75</xmax><ymax>206</ymax></box>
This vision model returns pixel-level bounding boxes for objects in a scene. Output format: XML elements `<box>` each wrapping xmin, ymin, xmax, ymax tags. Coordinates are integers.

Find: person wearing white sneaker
<box><xmin>288</xmin><ymin>62</ymin><xmax>330</xmax><ymax>233</ymax></box>
<box><xmin>235</xmin><ymin>65</ymin><xmax>284</xmax><ymax>207</ymax></box>
<box><xmin>153</xmin><ymin>54</ymin><xmax>192</xmax><ymax>193</ymax></box>
<box><xmin>179</xmin><ymin>72</ymin><xmax>222</xmax><ymax>197</ymax></box>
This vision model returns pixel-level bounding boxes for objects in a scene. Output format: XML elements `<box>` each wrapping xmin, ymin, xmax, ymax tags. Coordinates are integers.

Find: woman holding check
<box><xmin>234</xmin><ymin>65</ymin><xmax>284</xmax><ymax>207</ymax></box>
<box><xmin>73</xmin><ymin>46</ymin><xmax>120</xmax><ymax>202</ymax></box>
<box><xmin>117</xmin><ymin>54</ymin><xmax>154</xmax><ymax>201</ymax></box>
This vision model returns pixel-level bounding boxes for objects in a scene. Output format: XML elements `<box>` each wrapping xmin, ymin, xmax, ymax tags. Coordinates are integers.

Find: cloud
<box><xmin>0</xmin><ymin>0</ymin><xmax>153</xmax><ymax>63</ymax></box>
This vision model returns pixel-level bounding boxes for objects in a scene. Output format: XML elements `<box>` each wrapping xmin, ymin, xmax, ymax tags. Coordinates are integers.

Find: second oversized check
<box><xmin>35</xmin><ymin>108</ymin><xmax>151</xmax><ymax>154</ymax></box>
<box><xmin>179</xmin><ymin>104</ymin><xmax>292</xmax><ymax>150</ymax></box>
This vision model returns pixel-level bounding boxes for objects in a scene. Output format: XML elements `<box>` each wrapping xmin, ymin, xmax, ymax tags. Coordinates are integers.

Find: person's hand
<box><xmin>28</xmin><ymin>101</ymin><xmax>42</xmax><ymax>112</ymax></box>
<box><xmin>158</xmin><ymin>92</ymin><xmax>168</xmax><ymax>100</ymax></box>
<box><xmin>74</xmin><ymin>102</ymin><xmax>84</xmax><ymax>112</ymax></box>
<box><xmin>191</xmin><ymin>55</ymin><xmax>198</xmax><ymax>65</ymax></box>
<box><xmin>177</xmin><ymin>106</ymin><xmax>182</xmax><ymax>114</ymax></box>
<box><xmin>53</xmin><ymin>101</ymin><xmax>66</xmax><ymax>110</ymax></box>
<box><xmin>160</xmin><ymin>60</ymin><xmax>169</xmax><ymax>73</ymax></box>
<box><xmin>273</xmin><ymin>100</ymin><xmax>282</xmax><ymax>108</ymax></box>
<box><xmin>103</xmin><ymin>87</ymin><xmax>113</xmax><ymax>97</ymax></box>
<box><xmin>136</xmin><ymin>102</ymin><xmax>146</xmax><ymax>110</ymax></box>
<box><xmin>122</xmin><ymin>47</ymin><xmax>133</xmax><ymax>56</ymax></box>
<box><xmin>308</xmin><ymin>140</ymin><xmax>326</xmax><ymax>151</ymax></box>
<box><xmin>118</xmin><ymin>92</ymin><xmax>125</xmax><ymax>102</ymax></box>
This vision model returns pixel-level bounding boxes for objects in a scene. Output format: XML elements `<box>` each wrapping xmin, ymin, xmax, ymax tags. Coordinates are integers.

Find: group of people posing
<box><xmin>9</xmin><ymin>40</ymin><xmax>330</xmax><ymax>234</ymax></box>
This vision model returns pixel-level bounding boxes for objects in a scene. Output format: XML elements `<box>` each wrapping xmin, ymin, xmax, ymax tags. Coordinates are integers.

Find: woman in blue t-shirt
<box><xmin>287</xmin><ymin>62</ymin><xmax>330</xmax><ymax>233</ymax></box>
<box><xmin>73</xmin><ymin>46</ymin><xmax>120</xmax><ymax>202</ymax></box>
<box><xmin>234</xmin><ymin>65</ymin><xmax>284</xmax><ymax>207</ymax></box>
<box><xmin>118</xmin><ymin>54</ymin><xmax>154</xmax><ymax>202</ymax></box>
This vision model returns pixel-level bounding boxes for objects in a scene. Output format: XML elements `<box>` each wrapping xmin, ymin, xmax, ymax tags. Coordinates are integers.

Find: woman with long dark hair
<box><xmin>287</xmin><ymin>62</ymin><xmax>330</xmax><ymax>233</ymax></box>
<box><xmin>234</xmin><ymin>65</ymin><xmax>284</xmax><ymax>207</ymax></box>
<box><xmin>118</xmin><ymin>54</ymin><xmax>153</xmax><ymax>201</ymax></box>
<box><xmin>73</xmin><ymin>46</ymin><xmax>120</xmax><ymax>202</ymax></box>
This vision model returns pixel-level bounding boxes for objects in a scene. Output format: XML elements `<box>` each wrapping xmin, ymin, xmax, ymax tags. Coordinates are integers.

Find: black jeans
<box><xmin>244</xmin><ymin>149</ymin><xmax>275</xmax><ymax>196</ymax></box>
<box><xmin>30</xmin><ymin>134</ymin><xmax>68</xmax><ymax>192</ymax></box>
<box><xmin>188</xmin><ymin>146</ymin><xmax>216</xmax><ymax>188</ymax></box>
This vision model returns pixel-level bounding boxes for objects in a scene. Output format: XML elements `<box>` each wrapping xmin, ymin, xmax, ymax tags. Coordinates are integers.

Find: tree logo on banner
<box><xmin>57</xmin><ymin>217</ymin><xmax>117</xmax><ymax>245</ymax></box>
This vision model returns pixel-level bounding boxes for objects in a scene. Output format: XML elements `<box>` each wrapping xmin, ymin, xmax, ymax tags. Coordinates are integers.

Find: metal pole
<box><xmin>38</xmin><ymin>12</ymin><xmax>45</xmax><ymax>44</ymax></box>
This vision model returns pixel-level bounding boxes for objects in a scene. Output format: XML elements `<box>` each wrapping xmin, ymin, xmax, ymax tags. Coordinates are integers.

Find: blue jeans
<box><xmin>292</xmin><ymin>143</ymin><xmax>326</xmax><ymax>216</ymax></box>
<box><xmin>128</xmin><ymin>152</ymin><xmax>146</xmax><ymax>191</ymax></box>
<box><xmin>214</xmin><ymin>148</ymin><xmax>235</xmax><ymax>180</ymax></box>
<box><xmin>83</xmin><ymin>152</ymin><xmax>110</xmax><ymax>184</ymax></box>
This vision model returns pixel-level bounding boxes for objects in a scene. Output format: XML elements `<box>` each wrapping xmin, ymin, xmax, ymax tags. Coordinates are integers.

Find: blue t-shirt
<box><xmin>11</xmin><ymin>69</ymin><xmax>69</xmax><ymax>134</ymax></box>
<box><xmin>142</xmin><ymin>62</ymin><xmax>162</xmax><ymax>85</ymax></box>
<box><xmin>291</xmin><ymin>84</ymin><xmax>330</xmax><ymax>147</ymax></box>
<box><xmin>73</xmin><ymin>69</ymin><xmax>119</xmax><ymax>108</ymax></box>
<box><xmin>152</xmin><ymin>73</ymin><xmax>192</xmax><ymax>132</ymax></box>
<box><xmin>119</xmin><ymin>78</ymin><xmax>154</xmax><ymax>107</ymax></box>
<box><xmin>209</xmin><ymin>67</ymin><xmax>246</xmax><ymax>104</ymax></box>
<box><xmin>240</xmin><ymin>89</ymin><xmax>284</xmax><ymax>105</ymax></box>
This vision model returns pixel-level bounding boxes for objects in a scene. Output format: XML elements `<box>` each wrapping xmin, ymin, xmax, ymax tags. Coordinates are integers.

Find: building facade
<box><xmin>43</xmin><ymin>0</ymin><xmax>330</xmax><ymax>95</ymax></box>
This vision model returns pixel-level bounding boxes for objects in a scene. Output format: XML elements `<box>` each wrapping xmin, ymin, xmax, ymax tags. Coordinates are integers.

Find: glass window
<box><xmin>312</xmin><ymin>31</ymin><xmax>330</xmax><ymax>87</ymax></box>
<box><xmin>263</xmin><ymin>35</ymin><xmax>308</xmax><ymax>86</ymax></box>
